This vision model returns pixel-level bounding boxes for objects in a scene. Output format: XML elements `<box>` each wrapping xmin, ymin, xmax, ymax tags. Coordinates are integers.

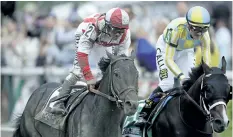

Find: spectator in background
<box><xmin>215</xmin><ymin>18</ymin><xmax>232</xmax><ymax>70</ymax></box>
<box><xmin>212</xmin><ymin>3</ymin><xmax>231</xmax><ymax>29</ymax></box>
<box><xmin>1</xmin><ymin>18</ymin><xmax>25</xmax><ymax>67</ymax></box>
<box><xmin>151</xmin><ymin>17</ymin><xmax>170</xmax><ymax>45</ymax></box>
<box><xmin>54</xmin><ymin>8</ymin><xmax>81</xmax><ymax>68</ymax></box>
<box><xmin>2</xmin><ymin>17</ymin><xmax>40</xmax><ymax>125</ymax></box>
<box><xmin>176</xmin><ymin>1</ymin><xmax>188</xmax><ymax>17</ymax></box>
<box><xmin>39</xmin><ymin>13</ymin><xmax>66</xmax><ymax>83</ymax></box>
<box><xmin>23</xmin><ymin>3</ymin><xmax>41</xmax><ymax>38</ymax></box>
<box><xmin>137</xmin><ymin>5</ymin><xmax>153</xmax><ymax>40</ymax></box>
<box><xmin>122</xmin><ymin>4</ymin><xmax>138</xmax><ymax>52</ymax></box>
<box><xmin>212</xmin><ymin>4</ymin><xmax>232</xmax><ymax>70</ymax></box>
<box><xmin>38</xmin><ymin>13</ymin><xmax>58</xmax><ymax>67</ymax></box>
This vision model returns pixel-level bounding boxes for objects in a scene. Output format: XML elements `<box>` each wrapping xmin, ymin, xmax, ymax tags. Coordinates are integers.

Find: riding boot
<box><xmin>50</xmin><ymin>73</ymin><xmax>79</xmax><ymax>115</ymax></box>
<box><xmin>134</xmin><ymin>86</ymin><xmax>163</xmax><ymax>126</ymax></box>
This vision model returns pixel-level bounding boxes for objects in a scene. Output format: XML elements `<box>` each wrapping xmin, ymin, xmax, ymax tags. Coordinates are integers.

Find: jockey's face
<box><xmin>107</xmin><ymin>25</ymin><xmax>125</xmax><ymax>40</ymax></box>
<box><xmin>190</xmin><ymin>29</ymin><xmax>202</xmax><ymax>39</ymax></box>
<box><xmin>189</xmin><ymin>24</ymin><xmax>209</xmax><ymax>39</ymax></box>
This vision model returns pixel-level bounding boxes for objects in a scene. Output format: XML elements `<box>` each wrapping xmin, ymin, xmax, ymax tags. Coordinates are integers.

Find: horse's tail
<box><xmin>13</xmin><ymin>116</ymin><xmax>23</xmax><ymax>137</ymax></box>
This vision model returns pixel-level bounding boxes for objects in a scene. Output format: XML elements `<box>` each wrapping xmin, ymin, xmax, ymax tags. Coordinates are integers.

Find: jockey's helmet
<box><xmin>186</xmin><ymin>6</ymin><xmax>210</xmax><ymax>34</ymax></box>
<box><xmin>105</xmin><ymin>8</ymin><xmax>129</xmax><ymax>35</ymax></box>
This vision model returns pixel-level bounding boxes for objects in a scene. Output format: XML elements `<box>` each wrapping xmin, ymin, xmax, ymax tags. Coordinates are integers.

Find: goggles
<box><xmin>189</xmin><ymin>25</ymin><xmax>209</xmax><ymax>33</ymax></box>
<box><xmin>106</xmin><ymin>23</ymin><xmax>126</xmax><ymax>34</ymax></box>
<box><xmin>112</xmin><ymin>27</ymin><xmax>125</xmax><ymax>34</ymax></box>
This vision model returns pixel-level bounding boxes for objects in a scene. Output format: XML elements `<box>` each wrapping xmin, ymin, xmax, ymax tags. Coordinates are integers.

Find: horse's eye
<box><xmin>114</xmin><ymin>72</ymin><xmax>120</xmax><ymax>77</ymax></box>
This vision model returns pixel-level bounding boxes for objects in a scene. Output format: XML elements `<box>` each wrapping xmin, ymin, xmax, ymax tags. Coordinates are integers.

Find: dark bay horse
<box><xmin>150</xmin><ymin>57</ymin><xmax>232</xmax><ymax>137</ymax></box>
<box><xmin>13</xmin><ymin>52</ymin><xmax>139</xmax><ymax>137</ymax></box>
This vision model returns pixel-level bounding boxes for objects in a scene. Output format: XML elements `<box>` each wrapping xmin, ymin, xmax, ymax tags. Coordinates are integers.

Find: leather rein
<box><xmin>89</xmin><ymin>57</ymin><xmax>136</xmax><ymax>108</ymax></box>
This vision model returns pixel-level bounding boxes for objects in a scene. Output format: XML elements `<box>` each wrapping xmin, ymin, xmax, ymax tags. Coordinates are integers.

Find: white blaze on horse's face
<box><xmin>221</xmin><ymin>105</ymin><xmax>229</xmax><ymax>129</ymax></box>
<box><xmin>210</xmin><ymin>101</ymin><xmax>229</xmax><ymax>132</ymax></box>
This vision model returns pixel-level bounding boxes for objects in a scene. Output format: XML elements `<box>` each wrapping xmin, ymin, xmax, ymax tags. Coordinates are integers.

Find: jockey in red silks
<box><xmin>50</xmin><ymin>7</ymin><xmax>131</xmax><ymax>114</ymax></box>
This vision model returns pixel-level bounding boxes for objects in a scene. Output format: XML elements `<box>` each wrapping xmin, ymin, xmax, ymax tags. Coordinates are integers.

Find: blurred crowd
<box><xmin>1</xmin><ymin>1</ymin><xmax>232</xmax><ymax>124</ymax></box>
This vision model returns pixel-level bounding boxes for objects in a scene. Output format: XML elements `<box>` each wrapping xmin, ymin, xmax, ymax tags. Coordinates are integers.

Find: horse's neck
<box><xmin>90</xmin><ymin>89</ymin><xmax>123</xmax><ymax>136</ymax></box>
<box><xmin>94</xmin><ymin>74</ymin><xmax>123</xmax><ymax>129</ymax></box>
<box><xmin>99</xmin><ymin>73</ymin><xmax>111</xmax><ymax>95</ymax></box>
<box><xmin>187</xmin><ymin>76</ymin><xmax>203</xmax><ymax>103</ymax></box>
<box><xmin>181</xmin><ymin>76</ymin><xmax>210</xmax><ymax>131</ymax></box>
<box><xmin>78</xmin><ymin>93</ymin><xmax>123</xmax><ymax>137</ymax></box>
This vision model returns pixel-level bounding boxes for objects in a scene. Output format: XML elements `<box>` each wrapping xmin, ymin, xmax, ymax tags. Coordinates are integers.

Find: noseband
<box><xmin>200</xmin><ymin>75</ymin><xmax>227</xmax><ymax>119</ymax></box>
<box><xmin>89</xmin><ymin>57</ymin><xmax>137</xmax><ymax>108</ymax></box>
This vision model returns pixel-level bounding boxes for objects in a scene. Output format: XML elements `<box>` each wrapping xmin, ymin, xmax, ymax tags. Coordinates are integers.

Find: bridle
<box><xmin>89</xmin><ymin>57</ymin><xmax>137</xmax><ymax>108</ymax></box>
<box><xmin>199</xmin><ymin>74</ymin><xmax>227</xmax><ymax>119</ymax></box>
<box><xmin>179</xmin><ymin>73</ymin><xmax>227</xmax><ymax>134</ymax></box>
<box><xmin>182</xmin><ymin>74</ymin><xmax>226</xmax><ymax>121</ymax></box>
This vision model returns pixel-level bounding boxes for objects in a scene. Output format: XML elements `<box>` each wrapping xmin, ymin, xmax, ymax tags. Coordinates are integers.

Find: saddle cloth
<box><xmin>122</xmin><ymin>88</ymin><xmax>184</xmax><ymax>137</ymax></box>
<box><xmin>35</xmin><ymin>81</ymin><xmax>89</xmax><ymax>131</ymax></box>
<box><xmin>122</xmin><ymin>95</ymin><xmax>173</xmax><ymax>137</ymax></box>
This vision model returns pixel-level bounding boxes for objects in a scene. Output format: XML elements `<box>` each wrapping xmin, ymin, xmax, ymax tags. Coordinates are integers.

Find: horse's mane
<box><xmin>98</xmin><ymin>54</ymin><xmax>128</xmax><ymax>73</ymax></box>
<box><xmin>182</xmin><ymin>64</ymin><xmax>204</xmax><ymax>91</ymax></box>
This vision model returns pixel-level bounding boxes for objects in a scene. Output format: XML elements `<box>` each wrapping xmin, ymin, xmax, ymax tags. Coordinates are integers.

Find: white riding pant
<box><xmin>156</xmin><ymin>35</ymin><xmax>195</xmax><ymax>92</ymax></box>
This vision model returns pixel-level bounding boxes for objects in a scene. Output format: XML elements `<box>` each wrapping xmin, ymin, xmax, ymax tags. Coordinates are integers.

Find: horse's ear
<box><xmin>201</xmin><ymin>58</ymin><xmax>211</xmax><ymax>74</ymax></box>
<box><xmin>228</xmin><ymin>85</ymin><xmax>232</xmax><ymax>100</ymax></box>
<box><xmin>106</xmin><ymin>50</ymin><xmax>116</xmax><ymax>60</ymax></box>
<box><xmin>221</xmin><ymin>56</ymin><xmax>226</xmax><ymax>74</ymax></box>
<box><xmin>130</xmin><ymin>50</ymin><xmax>136</xmax><ymax>60</ymax></box>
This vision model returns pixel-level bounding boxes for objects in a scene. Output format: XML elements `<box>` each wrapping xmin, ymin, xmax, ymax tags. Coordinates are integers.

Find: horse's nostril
<box><xmin>214</xmin><ymin>119</ymin><xmax>223</xmax><ymax>125</ymax></box>
<box><xmin>227</xmin><ymin>120</ymin><xmax>230</xmax><ymax>127</ymax></box>
<box><xmin>125</xmin><ymin>101</ymin><xmax>132</xmax><ymax>107</ymax></box>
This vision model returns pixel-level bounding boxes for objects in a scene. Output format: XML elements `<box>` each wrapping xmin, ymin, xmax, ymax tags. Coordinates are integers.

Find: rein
<box><xmin>181</xmin><ymin>74</ymin><xmax>213</xmax><ymax>119</ymax></box>
<box><xmin>178</xmin><ymin>95</ymin><xmax>213</xmax><ymax>135</ymax></box>
<box><xmin>89</xmin><ymin>57</ymin><xmax>136</xmax><ymax>108</ymax></box>
<box><xmin>178</xmin><ymin>74</ymin><xmax>214</xmax><ymax>134</ymax></box>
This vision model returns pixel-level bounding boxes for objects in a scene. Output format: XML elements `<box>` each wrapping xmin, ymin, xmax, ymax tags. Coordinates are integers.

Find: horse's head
<box><xmin>201</xmin><ymin>57</ymin><xmax>232</xmax><ymax>133</ymax></box>
<box><xmin>98</xmin><ymin>51</ymin><xmax>139</xmax><ymax>116</ymax></box>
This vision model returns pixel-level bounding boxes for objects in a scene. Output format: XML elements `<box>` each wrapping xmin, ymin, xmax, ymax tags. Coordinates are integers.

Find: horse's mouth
<box><xmin>213</xmin><ymin>126</ymin><xmax>226</xmax><ymax>133</ymax></box>
<box><xmin>212</xmin><ymin>120</ymin><xmax>229</xmax><ymax>133</ymax></box>
<box><xmin>123</xmin><ymin>101</ymin><xmax>138</xmax><ymax>116</ymax></box>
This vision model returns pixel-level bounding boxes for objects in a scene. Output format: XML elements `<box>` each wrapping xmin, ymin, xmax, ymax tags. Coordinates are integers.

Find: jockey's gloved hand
<box><xmin>87</xmin><ymin>78</ymin><xmax>97</xmax><ymax>90</ymax></box>
<box><xmin>180</xmin><ymin>77</ymin><xmax>188</xmax><ymax>86</ymax></box>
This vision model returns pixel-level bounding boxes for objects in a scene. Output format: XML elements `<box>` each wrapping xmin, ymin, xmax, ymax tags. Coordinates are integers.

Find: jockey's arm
<box><xmin>116</xmin><ymin>29</ymin><xmax>131</xmax><ymax>56</ymax></box>
<box><xmin>201</xmin><ymin>32</ymin><xmax>211</xmax><ymax>67</ymax></box>
<box><xmin>165</xmin><ymin>43</ymin><xmax>185</xmax><ymax>80</ymax></box>
<box><xmin>164</xmin><ymin>28</ymin><xmax>185</xmax><ymax>80</ymax></box>
<box><xmin>77</xmin><ymin>24</ymin><xmax>97</xmax><ymax>82</ymax></box>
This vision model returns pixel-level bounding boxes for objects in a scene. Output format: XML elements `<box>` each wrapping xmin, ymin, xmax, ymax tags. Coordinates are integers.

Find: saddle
<box><xmin>35</xmin><ymin>81</ymin><xmax>89</xmax><ymax>131</ymax></box>
<box><xmin>122</xmin><ymin>88</ymin><xmax>184</xmax><ymax>137</ymax></box>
